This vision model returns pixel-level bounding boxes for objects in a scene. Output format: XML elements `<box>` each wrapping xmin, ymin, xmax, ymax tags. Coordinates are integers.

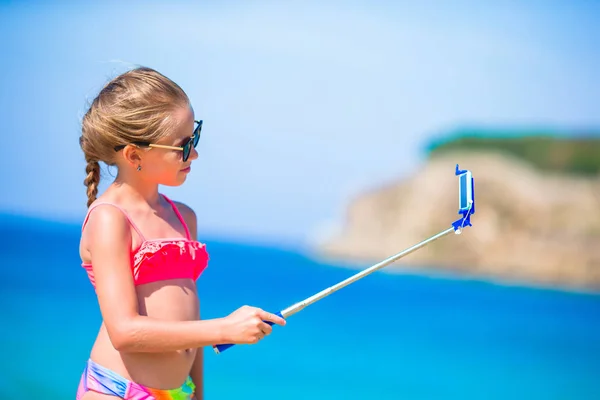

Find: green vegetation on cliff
<box><xmin>425</xmin><ymin>128</ymin><xmax>600</xmax><ymax>176</ymax></box>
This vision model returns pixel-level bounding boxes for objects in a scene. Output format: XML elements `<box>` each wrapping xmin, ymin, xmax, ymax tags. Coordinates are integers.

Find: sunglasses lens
<box><xmin>183</xmin><ymin>144</ymin><xmax>190</xmax><ymax>161</ymax></box>
<box><xmin>194</xmin><ymin>123</ymin><xmax>202</xmax><ymax>147</ymax></box>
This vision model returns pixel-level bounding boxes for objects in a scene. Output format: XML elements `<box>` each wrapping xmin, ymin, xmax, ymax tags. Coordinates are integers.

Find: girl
<box><xmin>76</xmin><ymin>67</ymin><xmax>285</xmax><ymax>400</ymax></box>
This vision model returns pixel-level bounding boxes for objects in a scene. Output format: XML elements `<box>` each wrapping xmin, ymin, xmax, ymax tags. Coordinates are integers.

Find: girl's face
<box><xmin>138</xmin><ymin>105</ymin><xmax>200</xmax><ymax>187</ymax></box>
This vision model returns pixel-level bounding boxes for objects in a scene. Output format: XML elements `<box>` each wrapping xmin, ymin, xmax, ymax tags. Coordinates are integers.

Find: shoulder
<box><xmin>170</xmin><ymin>199</ymin><xmax>198</xmax><ymax>239</ymax></box>
<box><xmin>81</xmin><ymin>202</ymin><xmax>134</xmax><ymax>259</ymax></box>
<box><xmin>171</xmin><ymin>200</ymin><xmax>197</xmax><ymax>220</ymax></box>
<box><xmin>83</xmin><ymin>202</ymin><xmax>132</xmax><ymax>237</ymax></box>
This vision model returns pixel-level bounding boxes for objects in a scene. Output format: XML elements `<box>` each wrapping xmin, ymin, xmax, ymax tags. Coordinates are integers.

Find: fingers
<box><xmin>257</xmin><ymin>309</ymin><xmax>286</xmax><ymax>326</ymax></box>
<box><xmin>229</xmin><ymin>305</ymin><xmax>286</xmax><ymax>345</ymax></box>
<box><xmin>252</xmin><ymin>322</ymin><xmax>272</xmax><ymax>344</ymax></box>
<box><xmin>258</xmin><ymin>320</ymin><xmax>273</xmax><ymax>336</ymax></box>
<box><xmin>254</xmin><ymin>331</ymin><xmax>265</xmax><ymax>343</ymax></box>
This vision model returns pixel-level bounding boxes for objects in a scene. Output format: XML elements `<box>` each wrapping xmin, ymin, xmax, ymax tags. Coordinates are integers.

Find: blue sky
<box><xmin>1</xmin><ymin>0</ymin><xmax>599</xmax><ymax>248</ymax></box>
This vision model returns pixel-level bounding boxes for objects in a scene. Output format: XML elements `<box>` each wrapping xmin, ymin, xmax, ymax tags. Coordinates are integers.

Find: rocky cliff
<box><xmin>316</xmin><ymin>150</ymin><xmax>600</xmax><ymax>292</ymax></box>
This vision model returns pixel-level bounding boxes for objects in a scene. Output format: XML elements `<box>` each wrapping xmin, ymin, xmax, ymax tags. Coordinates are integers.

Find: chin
<box><xmin>162</xmin><ymin>179</ymin><xmax>187</xmax><ymax>187</ymax></box>
<box><xmin>158</xmin><ymin>176</ymin><xmax>188</xmax><ymax>187</ymax></box>
<box><xmin>154</xmin><ymin>169</ymin><xmax>191</xmax><ymax>187</ymax></box>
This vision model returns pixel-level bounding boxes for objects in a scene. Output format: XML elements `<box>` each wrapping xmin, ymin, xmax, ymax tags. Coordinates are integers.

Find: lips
<box><xmin>181</xmin><ymin>165</ymin><xmax>191</xmax><ymax>173</ymax></box>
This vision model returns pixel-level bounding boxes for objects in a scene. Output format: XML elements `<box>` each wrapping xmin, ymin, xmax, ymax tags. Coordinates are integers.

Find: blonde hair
<box><xmin>79</xmin><ymin>67</ymin><xmax>189</xmax><ymax>207</ymax></box>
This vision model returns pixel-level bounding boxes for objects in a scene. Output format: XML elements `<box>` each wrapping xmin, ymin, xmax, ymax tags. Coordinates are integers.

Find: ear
<box><xmin>121</xmin><ymin>145</ymin><xmax>145</xmax><ymax>168</ymax></box>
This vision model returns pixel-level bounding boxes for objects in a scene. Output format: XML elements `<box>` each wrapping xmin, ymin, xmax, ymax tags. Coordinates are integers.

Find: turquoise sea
<box><xmin>1</xmin><ymin>212</ymin><xmax>599</xmax><ymax>399</ymax></box>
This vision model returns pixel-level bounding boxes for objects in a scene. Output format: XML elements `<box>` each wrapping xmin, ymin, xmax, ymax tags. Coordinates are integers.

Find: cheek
<box><xmin>144</xmin><ymin>152</ymin><xmax>182</xmax><ymax>177</ymax></box>
<box><xmin>154</xmin><ymin>150</ymin><xmax>182</xmax><ymax>165</ymax></box>
<box><xmin>164</xmin><ymin>150</ymin><xmax>184</xmax><ymax>165</ymax></box>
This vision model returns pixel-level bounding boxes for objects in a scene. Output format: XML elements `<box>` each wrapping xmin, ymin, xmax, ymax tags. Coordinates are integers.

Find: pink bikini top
<box><xmin>81</xmin><ymin>194</ymin><xmax>209</xmax><ymax>288</ymax></box>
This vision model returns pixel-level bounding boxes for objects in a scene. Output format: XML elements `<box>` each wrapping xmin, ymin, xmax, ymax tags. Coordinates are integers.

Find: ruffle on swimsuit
<box><xmin>131</xmin><ymin>239</ymin><xmax>208</xmax><ymax>286</ymax></box>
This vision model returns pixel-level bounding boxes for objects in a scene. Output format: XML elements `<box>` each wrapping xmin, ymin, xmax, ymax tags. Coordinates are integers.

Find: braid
<box><xmin>84</xmin><ymin>156</ymin><xmax>100</xmax><ymax>208</ymax></box>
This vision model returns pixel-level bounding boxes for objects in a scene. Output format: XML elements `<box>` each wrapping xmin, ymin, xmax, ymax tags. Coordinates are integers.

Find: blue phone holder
<box><xmin>452</xmin><ymin>164</ymin><xmax>475</xmax><ymax>233</ymax></box>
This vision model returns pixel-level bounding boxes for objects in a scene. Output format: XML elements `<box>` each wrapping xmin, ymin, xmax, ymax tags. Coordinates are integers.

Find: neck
<box><xmin>113</xmin><ymin>171</ymin><xmax>162</xmax><ymax>209</ymax></box>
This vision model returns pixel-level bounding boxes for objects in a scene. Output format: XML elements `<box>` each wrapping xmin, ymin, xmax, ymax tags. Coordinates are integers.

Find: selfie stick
<box><xmin>214</xmin><ymin>164</ymin><xmax>475</xmax><ymax>354</ymax></box>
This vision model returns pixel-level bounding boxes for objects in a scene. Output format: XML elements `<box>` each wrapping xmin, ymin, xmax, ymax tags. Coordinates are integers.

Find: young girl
<box><xmin>76</xmin><ymin>67</ymin><xmax>285</xmax><ymax>400</ymax></box>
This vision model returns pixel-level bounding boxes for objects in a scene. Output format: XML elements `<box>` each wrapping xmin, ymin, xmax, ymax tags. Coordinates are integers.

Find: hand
<box><xmin>222</xmin><ymin>305</ymin><xmax>286</xmax><ymax>344</ymax></box>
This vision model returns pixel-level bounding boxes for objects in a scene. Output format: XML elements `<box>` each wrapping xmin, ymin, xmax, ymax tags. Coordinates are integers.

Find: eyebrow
<box><xmin>158</xmin><ymin>119</ymin><xmax>198</xmax><ymax>147</ymax></box>
<box><xmin>171</xmin><ymin>136</ymin><xmax>187</xmax><ymax>146</ymax></box>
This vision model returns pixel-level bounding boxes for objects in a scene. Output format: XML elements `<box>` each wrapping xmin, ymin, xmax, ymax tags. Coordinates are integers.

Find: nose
<box><xmin>188</xmin><ymin>145</ymin><xmax>199</xmax><ymax>161</ymax></box>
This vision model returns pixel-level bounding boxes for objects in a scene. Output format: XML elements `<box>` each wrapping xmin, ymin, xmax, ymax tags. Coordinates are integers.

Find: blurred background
<box><xmin>1</xmin><ymin>1</ymin><xmax>599</xmax><ymax>399</ymax></box>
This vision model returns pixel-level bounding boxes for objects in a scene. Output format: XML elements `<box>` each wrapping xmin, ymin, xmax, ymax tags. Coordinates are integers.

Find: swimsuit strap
<box><xmin>162</xmin><ymin>194</ymin><xmax>191</xmax><ymax>240</ymax></box>
<box><xmin>82</xmin><ymin>202</ymin><xmax>146</xmax><ymax>242</ymax></box>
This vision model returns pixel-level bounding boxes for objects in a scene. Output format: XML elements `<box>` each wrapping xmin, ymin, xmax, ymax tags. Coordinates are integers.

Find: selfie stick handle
<box><xmin>213</xmin><ymin>226</ymin><xmax>457</xmax><ymax>354</ymax></box>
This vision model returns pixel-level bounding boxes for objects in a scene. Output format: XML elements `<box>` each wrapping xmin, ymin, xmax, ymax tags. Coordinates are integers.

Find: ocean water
<box><xmin>1</xmin><ymin>213</ymin><xmax>599</xmax><ymax>400</ymax></box>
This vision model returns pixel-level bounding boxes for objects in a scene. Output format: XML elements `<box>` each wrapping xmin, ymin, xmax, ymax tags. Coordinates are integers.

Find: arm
<box><xmin>85</xmin><ymin>205</ymin><xmax>228</xmax><ymax>353</ymax></box>
<box><xmin>173</xmin><ymin>201</ymin><xmax>204</xmax><ymax>399</ymax></box>
<box><xmin>189</xmin><ymin>323</ymin><xmax>204</xmax><ymax>400</ymax></box>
